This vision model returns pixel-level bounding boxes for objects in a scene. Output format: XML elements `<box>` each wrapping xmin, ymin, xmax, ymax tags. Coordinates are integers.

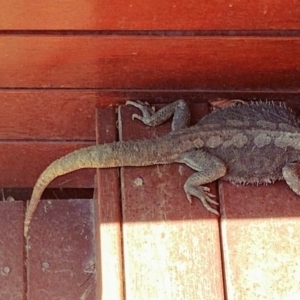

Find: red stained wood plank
<box><xmin>1</xmin><ymin>1</ymin><xmax>299</xmax><ymax>30</ymax></box>
<box><xmin>95</xmin><ymin>107</ymin><xmax>124</xmax><ymax>300</ymax></box>
<box><xmin>220</xmin><ymin>181</ymin><xmax>300</xmax><ymax>298</ymax></box>
<box><xmin>1</xmin><ymin>90</ymin><xmax>300</xmax><ymax>140</ymax></box>
<box><xmin>0</xmin><ymin>202</ymin><xmax>25</xmax><ymax>300</ymax></box>
<box><xmin>0</xmin><ymin>142</ymin><xmax>94</xmax><ymax>187</ymax></box>
<box><xmin>0</xmin><ymin>91</ymin><xmax>98</xmax><ymax>140</ymax></box>
<box><xmin>120</xmin><ymin>104</ymin><xmax>224</xmax><ymax>299</ymax></box>
<box><xmin>2</xmin><ymin>92</ymin><xmax>299</xmax><ymax>189</ymax></box>
<box><xmin>26</xmin><ymin>199</ymin><xmax>96</xmax><ymax>300</ymax></box>
<box><xmin>1</xmin><ymin>36</ymin><xmax>300</xmax><ymax>90</ymax></box>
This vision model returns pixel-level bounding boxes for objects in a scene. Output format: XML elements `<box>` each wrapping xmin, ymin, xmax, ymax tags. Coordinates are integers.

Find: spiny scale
<box><xmin>24</xmin><ymin>100</ymin><xmax>300</xmax><ymax>236</ymax></box>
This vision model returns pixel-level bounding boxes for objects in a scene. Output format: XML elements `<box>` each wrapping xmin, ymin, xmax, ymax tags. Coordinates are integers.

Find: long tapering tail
<box><xmin>24</xmin><ymin>144</ymin><xmax>108</xmax><ymax>236</ymax></box>
<box><xmin>24</xmin><ymin>137</ymin><xmax>179</xmax><ymax>236</ymax></box>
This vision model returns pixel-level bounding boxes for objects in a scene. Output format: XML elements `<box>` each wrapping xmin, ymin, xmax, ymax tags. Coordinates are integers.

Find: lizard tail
<box><xmin>24</xmin><ymin>138</ymin><xmax>173</xmax><ymax>236</ymax></box>
<box><xmin>24</xmin><ymin>143</ymin><xmax>125</xmax><ymax>236</ymax></box>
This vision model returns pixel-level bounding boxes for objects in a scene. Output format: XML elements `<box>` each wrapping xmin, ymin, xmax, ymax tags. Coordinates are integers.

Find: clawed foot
<box><xmin>126</xmin><ymin>99</ymin><xmax>190</xmax><ymax>130</ymax></box>
<box><xmin>184</xmin><ymin>185</ymin><xmax>220</xmax><ymax>216</ymax></box>
<box><xmin>126</xmin><ymin>100</ymin><xmax>156</xmax><ymax>124</ymax></box>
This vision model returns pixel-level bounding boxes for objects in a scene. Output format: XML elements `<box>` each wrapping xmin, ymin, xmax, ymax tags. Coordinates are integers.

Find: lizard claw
<box><xmin>184</xmin><ymin>185</ymin><xmax>220</xmax><ymax>215</ymax></box>
<box><xmin>131</xmin><ymin>113</ymin><xmax>142</xmax><ymax>121</ymax></box>
<box><xmin>126</xmin><ymin>100</ymin><xmax>156</xmax><ymax>125</ymax></box>
<box><xmin>126</xmin><ymin>100</ymin><xmax>155</xmax><ymax>112</ymax></box>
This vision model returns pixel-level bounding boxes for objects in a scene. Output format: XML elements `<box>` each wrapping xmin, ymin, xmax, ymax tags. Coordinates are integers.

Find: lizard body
<box><xmin>24</xmin><ymin>100</ymin><xmax>300</xmax><ymax>236</ymax></box>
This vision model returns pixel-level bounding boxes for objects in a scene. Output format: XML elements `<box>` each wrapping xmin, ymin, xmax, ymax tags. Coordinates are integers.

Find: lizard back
<box><xmin>192</xmin><ymin>101</ymin><xmax>300</xmax><ymax>185</ymax></box>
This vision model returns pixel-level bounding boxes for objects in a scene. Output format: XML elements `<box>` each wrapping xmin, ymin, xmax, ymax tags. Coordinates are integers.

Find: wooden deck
<box><xmin>1</xmin><ymin>0</ymin><xmax>300</xmax><ymax>298</ymax></box>
<box><xmin>1</xmin><ymin>101</ymin><xmax>300</xmax><ymax>299</ymax></box>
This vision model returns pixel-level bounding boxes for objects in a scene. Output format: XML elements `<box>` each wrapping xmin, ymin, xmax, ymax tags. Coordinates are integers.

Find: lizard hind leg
<box><xmin>282</xmin><ymin>161</ymin><xmax>300</xmax><ymax>196</ymax></box>
<box><xmin>184</xmin><ymin>173</ymin><xmax>220</xmax><ymax>216</ymax></box>
<box><xmin>126</xmin><ymin>99</ymin><xmax>190</xmax><ymax>131</ymax></box>
<box><xmin>179</xmin><ymin>150</ymin><xmax>227</xmax><ymax>215</ymax></box>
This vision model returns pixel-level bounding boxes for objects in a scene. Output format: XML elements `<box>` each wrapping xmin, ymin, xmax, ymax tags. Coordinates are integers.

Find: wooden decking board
<box><xmin>0</xmin><ymin>202</ymin><xmax>25</xmax><ymax>300</ymax></box>
<box><xmin>2</xmin><ymin>100</ymin><xmax>300</xmax><ymax>299</ymax></box>
<box><xmin>96</xmin><ymin>107</ymin><xmax>124</xmax><ymax>300</ymax></box>
<box><xmin>220</xmin><ymin>181</ymin><xmax>300</xmax><ymax>298</ymax></box>
<box><xmin>120</xmin><ymin>103</ymin><xmax>224</xmax><ymax>299</ymax></box>
<box><xmin>26</xmin><ymin>199</ymin><xmax>96</xmax><ymax>300</ymax></box>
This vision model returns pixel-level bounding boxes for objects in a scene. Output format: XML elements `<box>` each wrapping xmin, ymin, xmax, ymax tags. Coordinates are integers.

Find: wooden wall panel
<box><xmin>0</xmin><ymin>91</ymin><xmax>97</xmax><ymax>140</ymax></box>
<box><xmin>1</xmin><ymin>36</ymin><xmax>299</xmax><ymax>90</ymax></box>
<box><xmin>1</xmin><ymin>0</ymin><xmax>299</xmax><ymax>30</ymax></box>
<box><xmin>2</xmin><ymin>90</ymin><xmax>300</xmax><ymax>141</ymax></box>
<box><xmin>0</xmin><ymin>142</ymin><xmax>94</xmax><ymax>187</ymax></box>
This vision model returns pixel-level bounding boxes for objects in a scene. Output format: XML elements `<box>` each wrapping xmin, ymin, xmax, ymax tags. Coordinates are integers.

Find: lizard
<box><xmin>24</xmin><ymin>99</ymin><xmax>300</xmax><ymax>236</ymax></box>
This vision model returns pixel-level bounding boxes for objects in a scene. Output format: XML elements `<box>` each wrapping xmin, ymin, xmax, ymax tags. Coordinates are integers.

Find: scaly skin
<box><xmin>24</xmin><ymin>100</ymin><xmax>300</xmax><ymax>236</ymax></box>
<box><xmin>24</xmin><ymin>133</ymin><xmax>206</xmax><ymax>236</ymax></box>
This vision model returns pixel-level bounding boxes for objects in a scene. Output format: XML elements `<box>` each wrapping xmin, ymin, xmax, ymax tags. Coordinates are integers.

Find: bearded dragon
<box><xmin>24</xmin><ymin>100</ymin><xmax>300</xmax><ymax>236</ymax></box>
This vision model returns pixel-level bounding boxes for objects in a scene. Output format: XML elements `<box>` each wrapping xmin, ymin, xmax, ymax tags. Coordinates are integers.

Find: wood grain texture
<box><xmin>0</xmin><ymin>202</ymin><xmax>25</xmax><ymax>300</ymax></box>
<box><xmin>220</xmin><ymin>181</ymin><xmax>300</xmax><ymax>299</ymax></box>
<box><xmin>0</xmin><ymin>142</ymin><xmax>94</xmax><ymax>187</ymax></box>
<box><xmin>120</xmin><ymin>103</ymin><xmax>224</xmax><ymax>299</ymax></box>
<box><xmin>27</xmin><ymin>199</ymin><xmax>96</xmax><ymax>300</ymax></box>
<box><xmin>95</xmin><ymin>107</ymin><xmax>124</xmax><ymax>300</ymax></box>
<box><xmin>1</xmin><ymin>36</ymin><xmax>300</xmax><ymax>90</ymax></box>
<box><xmin>2</xmin><ymin>91</ymin><xmax>300</xmax><ymax>142</ymax></box>
<box><xmin>1</xmin><ymin>90</ymin><xmax>300</xmax><ymax>140</ymax></box>
<box><xmin>2</xmin><ymin>92</ymin><xmax>299</xmax><ymax>188</ymax></box>
<box><xmin>1</xmin><ymin>0</ymin><xmax>299</xmax><ymax>30</ymax></box>
<box><xmin>0</xmin><ymin>91</ymin><xmax>98</xmax><ymax>140</ymax></box>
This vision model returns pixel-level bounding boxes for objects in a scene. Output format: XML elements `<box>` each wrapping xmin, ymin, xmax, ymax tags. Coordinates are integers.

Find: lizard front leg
<box><xmin>126</xmin><ymin>99</ymin><xmax>190</xmax><ymax>131</ymax></box>
<box><xmin>178</xmin><ymin>150</ymin><xmax>227</xmax><ymax>215</ymax></box>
